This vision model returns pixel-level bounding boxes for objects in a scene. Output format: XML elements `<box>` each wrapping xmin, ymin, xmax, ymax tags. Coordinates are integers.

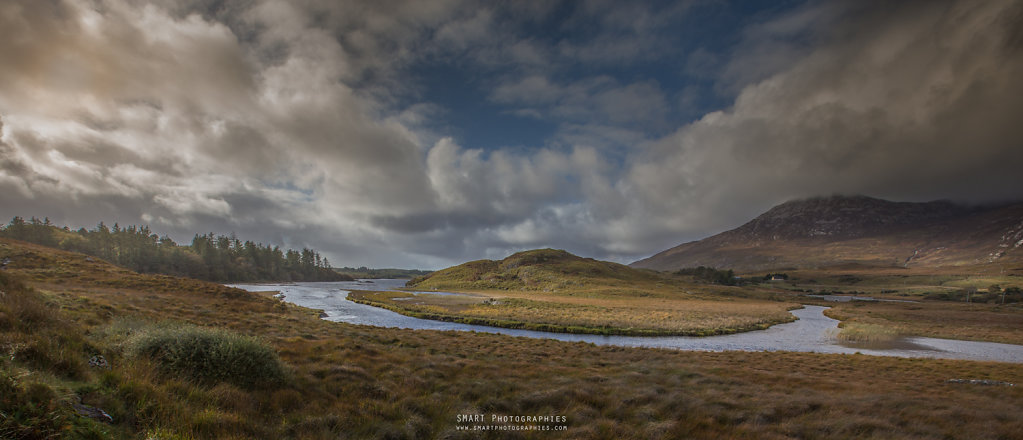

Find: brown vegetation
<box><xmin>2</xmin><ymin>238</ymin><xmax>1023</xmax><ymax>439</ymax></box>
<box><xmin>351</xmin><ymin>290</ymin><xmax>796</xmax><ymax>336</ymax></box>
<box><xmin>825</xmin><ymin>300</ymin><xmax>1023</xmax><ymax>345</ymax></box>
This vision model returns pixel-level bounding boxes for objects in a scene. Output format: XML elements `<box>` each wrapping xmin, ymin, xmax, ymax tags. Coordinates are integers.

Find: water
<box><xmin>807</xmin><ymin>295</ymin><xmax>918</xmax><ymax>303</ymax></box>
<box><xmin>230</xmin><ymin>280</ymin><xmax>1023</xmax><ymax>363</ymax></box>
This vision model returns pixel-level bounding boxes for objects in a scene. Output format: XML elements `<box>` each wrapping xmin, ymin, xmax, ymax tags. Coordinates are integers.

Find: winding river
<box><xmin>231</xmin><ymin>279</ymin><xmax>1023</xmax><ymax>364</ymax></box>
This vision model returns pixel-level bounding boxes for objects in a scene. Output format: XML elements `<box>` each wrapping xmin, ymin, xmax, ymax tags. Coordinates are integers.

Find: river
<box><xmin>230</xmin><ymin>279</ymin><xmax>1023</xmax><ymax>363</ymax></box>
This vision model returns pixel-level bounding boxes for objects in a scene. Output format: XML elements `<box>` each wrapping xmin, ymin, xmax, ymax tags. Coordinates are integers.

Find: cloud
<box><xmin>0</xmin><ymin>0</ymin><xmax>1021</xmax><ymax>270</ymax></box>
<box><xmin>619</xmin><ymin>0</ymin><xmax>1023</xmax><ymax>248</ymax></box>
<box><xmin>0</xmin><ymin>0</ymin><xmax>437</xmax><ymax>262</ymax></box>
<box><xmin>490</xmin><ymin>75</ymin><xmax>670</xmax><ymax>148</ymax></box>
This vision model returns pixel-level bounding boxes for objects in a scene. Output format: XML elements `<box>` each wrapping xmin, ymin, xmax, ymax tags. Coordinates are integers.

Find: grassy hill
<box><xmin>361</xmin><ymin>249</ymin><xmax>797</xmax><ymax>336</ymax></box>
<box><xmin>4</xmin><ymin>237</ymin><xmax>1023</xmax><ymax>438</ymax></box>
<box><xmin>406</xmin><ymin>248</ymin><xmax>668</xmax><ymax>294</ymax></box>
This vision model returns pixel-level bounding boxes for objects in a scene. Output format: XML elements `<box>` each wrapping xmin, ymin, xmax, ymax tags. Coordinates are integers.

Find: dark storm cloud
<box><xmin>618</xmin><ymin>0</ymin><xmax>1023</xmax><ymax>252</ymax></box>
<box><xmin>1</xmin><ymin>0</ymin><xmax>1021</xmax><ymax>268</ymax></box>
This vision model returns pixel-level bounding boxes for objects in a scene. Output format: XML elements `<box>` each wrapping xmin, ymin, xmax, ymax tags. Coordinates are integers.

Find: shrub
<box><xmin>127</xmin><ymin>323</ymin><xmax>287</xmax><ymax>390</ymax></box>
<box><xmin>0</xmin><ymin>272</ymin><xmax>58</xmax><ymax>332</ymax></box>
<box><xmin>0</xmin><ymin>367</ymin><xmax>108</xmax><ymax>439</ymax></box>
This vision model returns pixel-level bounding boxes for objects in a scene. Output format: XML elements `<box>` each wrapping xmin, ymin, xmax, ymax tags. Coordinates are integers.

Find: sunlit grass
<box><xmin>834</xmin><ymin>322</ymin><xmax>902</xmax><ymax>344</ymax></box>
<box><xmin>352</xmin><ymin>290</ymin><xmax>797</xmax><ymax>336</ymax></box>
<box><xmin>4</xmin><ymin>238</ymin><xmax>1023</xmax><ymax>439</ymax></box>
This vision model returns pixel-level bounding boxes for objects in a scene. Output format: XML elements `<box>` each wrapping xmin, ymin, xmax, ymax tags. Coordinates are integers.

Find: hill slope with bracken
<box><xmin>631</xmin><ymin>195</ymin><xmax>1023</xmax><ymax>273</ymax></box>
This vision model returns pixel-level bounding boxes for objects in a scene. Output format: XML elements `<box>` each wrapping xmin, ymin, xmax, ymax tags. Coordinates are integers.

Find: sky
<box><xmin>2</xmin><ymin>0</ymin><xmax>1022</xmax><ymax>269</ymax></box>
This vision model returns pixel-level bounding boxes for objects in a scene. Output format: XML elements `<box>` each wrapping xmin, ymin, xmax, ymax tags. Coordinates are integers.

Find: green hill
<box><xmin>406</xmin><ymin>248</ymin><xmax>665</xmax><ymax>293</ymax></box>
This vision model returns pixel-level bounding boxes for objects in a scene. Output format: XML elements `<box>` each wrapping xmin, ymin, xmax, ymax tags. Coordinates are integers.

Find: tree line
<box><xmin>334</xmin><ymin>266</ymin><xmax>432</xmax><ymax>279</ymax></box>
<box><xmin>0</xmin><ymin>216</ymin><xmax>352</xmax><ymax>283</ymax></box>
<box><xmin>674</xmin><ymin>266</ymin><xmax>737</xmax><ymax>286</ymax></box>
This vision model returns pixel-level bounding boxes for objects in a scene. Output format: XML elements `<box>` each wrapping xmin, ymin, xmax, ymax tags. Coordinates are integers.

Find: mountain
<box><xmin>406</xmin><ymin>248</ymin><xmax>664</xmax><ymax>292</ymax></box>
<box><xmin>631</xmin><ymin>195</ymin><xmax>1023</xmax><ymax>273</ymax></box>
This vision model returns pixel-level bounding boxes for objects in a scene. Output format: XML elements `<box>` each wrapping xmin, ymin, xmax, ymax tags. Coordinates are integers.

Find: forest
<box><xmin>0</xmin><ymin>216</ymin><xmax>351</xmax><ymax>283</ymax></box>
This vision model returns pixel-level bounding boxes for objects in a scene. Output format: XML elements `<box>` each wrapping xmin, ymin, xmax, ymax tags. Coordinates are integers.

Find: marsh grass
<box><xmin>824</xmin><ymin>300</ymin><xmax>1023</xmax><ymax>344</ymax></box>
<box><xmin>352</xmin><ymin>290</ymin><xmax>796</xmax><ymax>336</ymax></box>
<box><xmin>834</xmin><ymin>322</ymin><xmax>901</xmax><ymax>344</ymax></box>
<box><xmin>0</xmin><ymin>272</ymin><xmax>113</xmax><ymax>439</ymax></box>
<box><xmin>4</xmin><ymin>238</ymin><xmax>1023</xmax><ymax>439</ymax></box>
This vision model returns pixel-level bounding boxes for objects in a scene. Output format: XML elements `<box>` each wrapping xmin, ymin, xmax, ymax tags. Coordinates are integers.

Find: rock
<box><xmin>319</xmin><ymin>311</ymin><xmax>329</xmax><ymax>318</ymax></box>
<box><xmin>946</xmin><ymin>378</ymin><xmax>1014</xmax><ymax>386</ymax></box>
<box><xmin>88</xmin><ymin>355</ymin><xmax>111</xmax><ymax>370</ymax></box>
<box><xmin>73</xmin><ymin>403</ymin><xmax>114</xmax><ymax>423</ymax></box>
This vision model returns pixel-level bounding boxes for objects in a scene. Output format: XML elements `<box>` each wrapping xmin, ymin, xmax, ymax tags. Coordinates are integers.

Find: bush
<box><xmin>0</xmin><ymin>375</ymin><xmax>65</xmax><ymax>439</ymax></box>
<box><xmin>0</xmin><ymin>272</ymin><xmax>58</xmax><ymax>332</ymax></box>
<box><xmin>0</xmin><ymin>367</ymin><xmax>108</xmax><ymax>439</ymax></box>
<box><xmin>127</xmin><ymin>323</ymin><xmax>287</xmax><ymax>390</ymax></box>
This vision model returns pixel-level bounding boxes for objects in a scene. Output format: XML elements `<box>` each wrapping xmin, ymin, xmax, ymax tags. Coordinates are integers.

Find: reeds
<box><xmin>834</xmin><ymin>322</ymin><xmax>901</xmax><ymax>343</ymax></box>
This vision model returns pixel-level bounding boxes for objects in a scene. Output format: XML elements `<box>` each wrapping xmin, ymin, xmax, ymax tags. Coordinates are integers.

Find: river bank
<box><xmin>231</xmin><ymin>280</ymin><xmax>1023</xmax><ymax>363</ymax></box>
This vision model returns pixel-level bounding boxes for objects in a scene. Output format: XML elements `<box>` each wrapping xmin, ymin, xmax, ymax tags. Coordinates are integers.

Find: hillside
<box><xmin>0</xmin><ymin>216</ymin><xmax>351</xmax><ymax>283</ymax></box>
<box><xmin>632</xmin><ymin>195</ymin><xmax>1023</xmax><ymax>273</ymax></box>
<box><xmin>406</xmin><ymin>248</ymin><xmax>664</xmax><ymax>292</ymax></box>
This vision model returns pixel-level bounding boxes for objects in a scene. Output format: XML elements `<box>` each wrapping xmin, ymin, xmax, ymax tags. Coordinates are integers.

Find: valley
<box><xmin>351</xmin><ymin>248</ymin><xmax>797</xmax><ymax>336</ymax></box>
<box><xmin>4</xmin><ymin>237</ymin><xmax>1023</xmax><ymax>439</ymax></box>
<box><xmin>3</xmin><ymin>194</ymin><xmax>1023</xmax><ymax>438</ymax></box>
<box><xmin>346</xmin><ymin>246</ymin><xmax>1023</xmax><ymax>347</ymax></box>
<box><xmin>5</xmin><ymin>0</ymin><xmax>1022</xmax><ymax>437</ymax></box>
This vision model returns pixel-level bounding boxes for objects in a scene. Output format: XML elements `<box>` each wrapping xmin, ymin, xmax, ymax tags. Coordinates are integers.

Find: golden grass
<box><xmin>833</xmin><ymin>322</ymin><xmax>901</xmax><ymax>344</ymax></box>
<box><xmin>352</xmin><ymin>290</ymin><xmax>797</xmax><ymax>336</ymax></box>
<box><xmin>824</xmin><ymin>300</ymin><xmax>1023</xmax><ymax>345</ymax></box>
<box><xmin>3</xmin><ymin>238</ymin><xmax>1023</xmax><ymax>439</ymax></box>
<box><xmin>384</xmin><ymin>248</ymin><xmax>802</xmax><ymax>335</ymax></box>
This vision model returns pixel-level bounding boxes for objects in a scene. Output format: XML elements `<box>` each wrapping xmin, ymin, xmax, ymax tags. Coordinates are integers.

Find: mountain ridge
<box><xmin>631</xmin><ymin>195</ymin><xmax>1023</xmax><ymax>273</ymax></box>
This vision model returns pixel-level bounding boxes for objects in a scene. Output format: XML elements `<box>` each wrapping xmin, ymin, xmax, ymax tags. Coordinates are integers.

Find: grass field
<box><xmin>385</xmin><ymin>248</ymin><xmax>801</xmax><ymax>336</ymax></box>
<box><xmin>766</xmin><ymin>267</ymin><xmax>1023</xmax><ymax>298</ymax></box>
<box><xmin>824</xmin><ymin>300</ymin><xmax>1023</xmax><ymax>345</ymax></box>
<box><xmin>350</xmin><ymin>290</ymin><xmax>797</xmax><ymax>336</ymax></box>
<box><xmin>749</xmin><ymin>267</ymin><xmax>1023</xmax><ymax>345</ymax></box>
<box><xmin>3</xmin><ymin>238</ymin><xmax>1023</xmax><ymax>439</ymax></box>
